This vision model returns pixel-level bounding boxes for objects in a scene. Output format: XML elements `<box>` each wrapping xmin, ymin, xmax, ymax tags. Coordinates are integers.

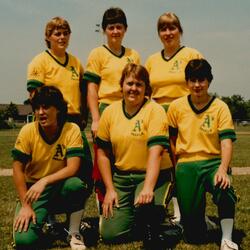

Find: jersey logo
<box><xmin>53</xmin><ymin>144</ymin><xmax>66</xmax><ymax>160</ymax></box>
<box><xmin>170</xmin><ymin>60</ymin><xmax>181</xmax><ymax>72</ymax></box>
<box><xmin>126</xmin><ymin>57</ymin><xmax>134</xmax><ymax>63</ymax></box>
<box><xmin>131</xmin><ymin>120</ymin><xmax>144</xmax><ymax>136</ymax></box>
<box><xmin>30</xmin><ymin>68</ymin><xmax>40</xmax><ymax>78</ymax></box>
<box><xmin>70</xmin><ymin>66</ymin><xmax>79</xmax><ymax>80</ymax></box>
<box><xmin>200</xmin><ymin>115</ymin><xmax>214</xmax><ymax>133</ymax></box>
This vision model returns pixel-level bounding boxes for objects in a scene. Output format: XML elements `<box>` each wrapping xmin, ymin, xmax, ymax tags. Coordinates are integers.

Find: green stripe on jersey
<box><xmin>66</xmin><ymin>147</ymin><xmax>84</xmax><ymax>158</ymax></box>
<box><xmin>27</xmin><ymin>80</ymin><xmax>43</xmax><ymax>91</ymax></box>
<box><xmin>11</xmin><ymin>148</ymin><xmax>31</xmax><ymax>163</ymax></box>
<box><xmin>219</xmin><ymin>129</ymin><xmax>236</xmax><ymax>141</ymax></box>
<box><xmin>148</xmin><ymin>136</ymin><xmax>169</xmax><ymax>149</ymax></box>
<box><xmin>82</xmin><ymin>71</ymin><xmax>101</xmax><ymax>84</ymax></box>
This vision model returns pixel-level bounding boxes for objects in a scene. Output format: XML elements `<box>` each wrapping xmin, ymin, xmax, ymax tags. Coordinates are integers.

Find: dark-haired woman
<box><xmin>12</xmin><ymin>86</ymin><xmax>87</xmax><ymax>250</ymax></box>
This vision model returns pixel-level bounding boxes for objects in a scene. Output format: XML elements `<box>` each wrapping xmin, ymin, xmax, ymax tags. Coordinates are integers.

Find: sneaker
<box><xmin>205</xmin><ymin>216</ymin><xmax>217</xmax><ymax>231</ymax></box>
<box><xmin>220</xmin><ymin>239</ymin><xmax>238</xmax><ymax>250</ymax></box>
<box><xmin>68</xmin><ymin>232</ymin><xmax>86</xmax><ymax>250</ymax></box>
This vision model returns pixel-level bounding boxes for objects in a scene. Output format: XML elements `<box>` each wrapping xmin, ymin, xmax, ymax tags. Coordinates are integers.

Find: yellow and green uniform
<box><xmin>167</xmin><ymin>95</ymin><xmax>237</xmax><ymax>242</ymax></box>
<box><xmin>83</xmin><ymin>45</ymin><xmax>140</xmax><ymax>105</ymax></box>
<box><xmin>12</xmin><ymin>122</ymin><xmax>87</xmax><ymax>247</ymax></box>
<box><xmin>27</xmin><ymin>50</ymin><xmax>83</xmax><ymax>115</ymax></box>
<box><xmin>12</xmin><ymin>122</ymin><xmax>84</xmax><ymax>182</ymax></box>
<box><xmin>27</xmin><ymin>50</ymin><xmax>93</xmax><ymax>192</ymax></box>
<box><xmin>96</xmin><ymin>99</ymin><xmax>173</xmax><ymax>242</ymax></box>
<box><xmin>145</xmin><ymin>46</ymin><xmax>203</xmax><ymax>108</ymax></box>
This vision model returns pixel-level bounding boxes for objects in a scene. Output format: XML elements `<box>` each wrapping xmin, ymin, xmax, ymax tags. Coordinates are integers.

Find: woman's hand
<box><xmin>102</xmin><ymin>189</ymin><xmax>119</xmax><ymax>219</ymax></box>
<box><xmin>91</xmin><ymin>120</ymin><xmax>99</xmax><ymax>139</ymax></box>
<box><xmin>24</xmin><ymin>178</ymin><xmax>47</xmax><ymax>204</ymax></box>
<box><xmin>134</xmin><ymin>187</ymin><xmax>154</xmax><ymax>206</ymax></box>
<box><xmin>14</xmin><ymin>205</ymin><xmax>36</xmax><ymax>232</ymax></box>
<box><xmin>214</xmin><ymin>166</ymin><xmax>231</xmax><ymax>189</ymax></box>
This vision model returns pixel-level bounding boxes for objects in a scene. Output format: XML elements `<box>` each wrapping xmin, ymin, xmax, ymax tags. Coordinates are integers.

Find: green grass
<box><xmin>1</xmin><ymin>175</ymin><xmax>249</xmax><ymax>250</ymax></box>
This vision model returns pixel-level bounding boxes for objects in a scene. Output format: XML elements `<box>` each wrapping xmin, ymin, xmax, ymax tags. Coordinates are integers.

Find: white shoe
<box><xmin>68</xmin><ymin>232</ymin><xmax>86</xmax><ymax>250</ymax></box>
<box><xmin>220</xmin><ymin>239</ymin><xmax>238</xmax><ymax>250</ymax></box>
<box><xmin>205</xmin><ymin>215</ymin><xmax>217</xmax><ymax>230</ymax></box>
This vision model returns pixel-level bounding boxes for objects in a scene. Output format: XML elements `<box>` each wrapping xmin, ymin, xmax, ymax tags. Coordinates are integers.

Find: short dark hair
<box><xmin>157</xmin><ymin>12</ymin><xmax>183</xmax><ymax>34</ymax></box>
<box><xmin>185</xmin><ymin>59</ymin><xmax>213</xmax><ymax>83</ymax></box>
<box><xmin>102</xmin><ymin>7</ymin><xmax>127</xmax><ymax>30</ymax></box>
<box><xmin>31</xmin><ymin>86</ymin><xmax>68</xmax><ymax>125</ymax></box>
<box><xmin>120</xmin><ymin>63</ymin><xmax>152</xmax><ymax>98</ymax></box>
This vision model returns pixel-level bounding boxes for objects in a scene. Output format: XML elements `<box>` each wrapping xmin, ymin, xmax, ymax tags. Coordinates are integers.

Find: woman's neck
<box><xmin>106</xmin><ymin>42</ymin><xmax>122</xmax><ymax>56</ymax></box>
<box><xmin>49</xmin><ymin>48</ymin><xmax>66</xmax><ymax>58</ymax></box>
<box><xmin>164</xmin><ymin>44</ymin><xmax>181</xmax><ymax>58</ymax></box>
<box><xmin>191</xmin><ymin>94</ymin><xmax>211</xmax><ymax>110</ymax></box>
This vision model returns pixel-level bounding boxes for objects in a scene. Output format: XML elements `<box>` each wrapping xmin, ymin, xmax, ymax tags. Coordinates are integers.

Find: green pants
<box><xmin>14</xmin><ymin>177</ymin><xmax>87</xmax><ymax>247</ymax></box>
<box><xmin>176</xmin><ymin>158</ymin><xmax>237</xmax><ymax>242</ymax></box>
<box><xmin>100</xmin><ymin>169</ymin><xmax>174</xmax><ymax>242</ymax></box>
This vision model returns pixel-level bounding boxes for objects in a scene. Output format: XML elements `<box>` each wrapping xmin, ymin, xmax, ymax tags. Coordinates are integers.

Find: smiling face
<box><xmin>158</xmin><ymin>24</ymin><xmax>181</xmax><ymax>49</ymax></box>
<box><xmin>187</xmin><ymin>77</ymin><xmax>210</xmax><ymax>98</ymax></box>
<box><xmin>104</xmin><ymin>23</ymin><xmax>126</xmax><ymax>46</ymax></box>
<box><xmin>122</xmin><ymin>74</ymin><xmax>146</xmax><ymax>107</ymax></box>
<box><xmin>47</xmin><ymin>28</ymin><xmax>70</xmax><ymax>53</ymax></box>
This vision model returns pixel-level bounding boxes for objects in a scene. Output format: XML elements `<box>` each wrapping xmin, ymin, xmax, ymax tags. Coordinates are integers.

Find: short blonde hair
<box><xmin>45</xmin><ymin>17</ymin><xmax>71</xmax><ymax>48</ymax></box>
<box><xmin>157</xmin><ymin>12</ymin><xmax>183</xmax><ymax>34</ymax></box>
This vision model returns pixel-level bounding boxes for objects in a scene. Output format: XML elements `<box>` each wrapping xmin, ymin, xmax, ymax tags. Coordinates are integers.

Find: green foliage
<box><xmin>3</xmin><ymin>102</ymin><xmax>19</xmax><ymax>120</ymax></box>
<box><xmin>221</xmin><ymin>95</ymin><xmax>249</xmax><ymax>120</ymax></box>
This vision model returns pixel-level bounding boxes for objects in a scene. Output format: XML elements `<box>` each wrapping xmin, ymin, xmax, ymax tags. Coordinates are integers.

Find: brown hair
<box><xmin>120</xmin><ymin>63</ymin><xmax>152</xmax><ymax>97</ymax></box>
<box><xmin>45</xmin><ymin>17</ymin><xmax>71</xmax><ymax>48</ymax></box>
<box><xmin>157</xmin><ymin>12</ymin><xmax>183</xmax><ymax>34</ymax></box>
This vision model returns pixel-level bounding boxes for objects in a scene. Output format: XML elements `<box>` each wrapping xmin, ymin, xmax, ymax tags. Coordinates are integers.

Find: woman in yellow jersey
<box><xmin>83</xmin><ymin>7</ymin><xmax>140</xmax><ymax>208</ymax></box>
<box><xmin>96</xmin><ymin>64</ymin><xmax>177</xmax><ymax>248</ymax></box>
<box><xmin>145</xmin><ymin>12</ymin><xmax>204</xmax><ymax>224</ymax></box>
<box><xmin>12</xmin><ymin>86</ymin><xmax>87</xmax><ymax>250</ymax></box>
<box><xmin>26</xmin><ymin>16</ymin><xmax>93</xmax><ymax>247</ymax></box>
<box><xmin>167</xmin><ymin>59</ymin><xmax>238</xmax><ymax>249</ymax></box>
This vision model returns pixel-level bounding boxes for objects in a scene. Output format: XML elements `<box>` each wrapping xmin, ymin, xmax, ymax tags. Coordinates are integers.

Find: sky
<box><xmin>0</xmin><ymin>0</ymin><xmax>250</xmax><ymax>104</ymax></box>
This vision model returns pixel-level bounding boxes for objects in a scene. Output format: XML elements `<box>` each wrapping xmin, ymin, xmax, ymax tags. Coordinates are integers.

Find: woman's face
<box><xmin>47</xmin><ymin>28</ymin><xmax>70</xmax><ymax>52</ymax></box>
<box><xmin>34</xmin><ymin>105</ymin><xmax>58</xmax><ymax>130</ymax></box>
<box><xmin>187</xmin><ymin>77</ymin><xmax>209</xmax><ymax>98</ymax></box>
<box><xmin>158</xmin><ymin>24</ymin><xmax>181</xmax><ymax>49</ymax></box>
<box><xmin>104</xmin><ymin>23</ymin><xmax>126</xmax><ymax>45</ymax></box>
<box><xmin>122</xmin><ymin>75</ymin><xmax>146</xmax><ymax>107</ymax></box>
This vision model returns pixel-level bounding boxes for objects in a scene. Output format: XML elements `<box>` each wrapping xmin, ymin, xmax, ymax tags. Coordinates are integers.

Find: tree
<box><xmin>3</xmin><ymin>102</ymin><xmax>19</xmax><ymax>120</ymax></box>
<box><xmin>221</xmin><ymin>95</ymin><xmax>248</xmax><ymax>121</ymax></box>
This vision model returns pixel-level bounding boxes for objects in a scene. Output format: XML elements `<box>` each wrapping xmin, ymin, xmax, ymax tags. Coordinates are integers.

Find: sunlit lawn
<box><xmin>0</xmin><ymin>125</ymin><xmax>249</xmax><ymax>249</ymax></box>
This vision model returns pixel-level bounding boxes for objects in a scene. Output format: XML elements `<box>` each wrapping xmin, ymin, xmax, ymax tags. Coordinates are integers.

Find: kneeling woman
<box><xmin>96</xmin><ymin>63</ymin><xmax>173</xmax><ymax>245</ymax></box>
<box><xmin>167</xmin><ymin>59</ymin><xmax>238</xmax><ymax>249</ymax></box>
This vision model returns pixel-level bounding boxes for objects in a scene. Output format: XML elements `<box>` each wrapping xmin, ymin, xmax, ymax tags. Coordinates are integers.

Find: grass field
<box><xmin>0</xmin><ymin>126</ymin><xmax>250</xmax><ymax>249</ymax></box>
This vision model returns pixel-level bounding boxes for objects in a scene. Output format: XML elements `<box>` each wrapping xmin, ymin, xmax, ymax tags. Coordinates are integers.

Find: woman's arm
<box><xmin>214</xmin><ymin>139</ymin><xmax>233</xmax><ymax>189</ymax></box>
<box><xmin>134</xmin><ymin>145</ymin><xmax>163</xmax><ymax>206</ymax></box>
<box><xmin>24</xmin><ymin>157</ymin><xmax>81</xmax><ymax>204</ymax></box>
<box><xmin>13</xmin><ymin>160</ymin><xmax>36</xmax><ymax>232</ymax></box>
<box><xmin>97</xmin><ymin>147</ymin><xmax>119</xmax><ymax>218</ymax></box>
<box><xmin>87</xmin><ymin>82</ymin><xmax>100</xmax><ymax>138</ymax></box>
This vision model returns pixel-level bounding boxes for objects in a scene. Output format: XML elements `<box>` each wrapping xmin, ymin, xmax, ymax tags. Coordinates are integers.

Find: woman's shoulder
<box><xmin>181</xmin><ymin>46</ymin><xmax>203</xmax><ymax>57</ymax></box>
<box><xmin>145</xmin><ymin>51</ymin><xmax>162</xmax><ymax>61</ymax></box>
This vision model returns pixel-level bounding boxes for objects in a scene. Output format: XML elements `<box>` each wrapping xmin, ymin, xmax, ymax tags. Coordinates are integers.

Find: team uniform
<box><xmin>145</xmin><ymin>46</ymin><xmax>203</xmax><ymax>110</ymax></box>
<box><xmin>83</xmin><ymin>45</ymin><xmax>140</xmax><ymax>202</ymax></box>
<box><xmin>83</xmin><ymin>45</ymin><xmax>140</xmax><ymax>105</ymax></box>
<box><xmin>96</xmin><ymin>99</ymin><xmax>173</xmax><ymax>241</ymax></box>
<box><xmin>167</xmin><ymin>95</ymin><xmax>237</xmax><ymax>241</ymax></box>
<box><xmin>27</xmin><ymin>50</ymin><xmax>93</xmax><ymax>191</ymax></box>
<box><xmin>12</xmin><ymin>121</ymin><xmax>87</xmax><ymax>246</ymax></box>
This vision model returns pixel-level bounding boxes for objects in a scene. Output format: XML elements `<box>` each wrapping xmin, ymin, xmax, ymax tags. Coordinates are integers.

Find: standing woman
<box><xmin>26</xmin><ymin>17</ymin><xmax>93</xmax><ymax>247</ymax></box>
<box><xmin>96</xmin><ymin>64</ymin><xmax>174</xmax><ymax>248</ymax></box>
<box><xmin>83</xmin><ymin>7</ymin><xmax>140</xmax><ymax>206</ymax></box>
<box><xmin>145</xmin><ymin>12</ymin><xmax>203</xmax><ymax>223</ymax></box>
